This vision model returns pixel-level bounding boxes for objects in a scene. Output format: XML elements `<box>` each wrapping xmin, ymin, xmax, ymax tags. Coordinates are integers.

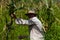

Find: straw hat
<box><xmin>25</xmin><ymin>10</ymin><xmax>37</xmax><ymax>16</ymax></box>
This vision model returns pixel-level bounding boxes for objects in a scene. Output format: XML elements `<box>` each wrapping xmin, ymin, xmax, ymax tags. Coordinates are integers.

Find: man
<box><xmin>11</xmin><ymin>10</ymin><xmax>44</xmax><ymax>40</ymax></box>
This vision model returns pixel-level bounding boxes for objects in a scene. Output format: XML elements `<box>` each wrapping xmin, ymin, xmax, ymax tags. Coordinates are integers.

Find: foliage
<box><xmin>0</xmin><ymin>0</ymin><xmax>60</xmax><ymax>40</ymax></box>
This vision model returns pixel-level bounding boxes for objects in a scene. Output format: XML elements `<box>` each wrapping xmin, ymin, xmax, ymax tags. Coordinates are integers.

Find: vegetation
<box><xmin>0</xmin><ymin>0</ymin><xmax>60</xmax><ymax>40</ymax></box>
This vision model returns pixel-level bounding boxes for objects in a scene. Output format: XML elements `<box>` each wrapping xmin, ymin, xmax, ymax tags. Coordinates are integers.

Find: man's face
<box><xmin>27</xmin><ymin>14</ymin><xmax>35</xmax><ymax>18</ymax></box>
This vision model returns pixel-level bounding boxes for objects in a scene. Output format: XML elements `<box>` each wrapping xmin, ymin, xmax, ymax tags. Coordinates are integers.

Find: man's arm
<box><xmin>10</xmin><ymin>13</ymin><xmax>34</xmax><ymax>25</ymax></box>
<box><xmin>15</xmin><ymin>18</ymin><xmax>34</xmax><ymax>25</ymax></box>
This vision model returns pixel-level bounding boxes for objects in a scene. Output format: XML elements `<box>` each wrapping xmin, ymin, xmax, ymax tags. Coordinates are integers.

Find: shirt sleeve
<box><xmin>15</xmin><ymin>18</ymin><xmax>34</xmax><ymax>25</ymax></box>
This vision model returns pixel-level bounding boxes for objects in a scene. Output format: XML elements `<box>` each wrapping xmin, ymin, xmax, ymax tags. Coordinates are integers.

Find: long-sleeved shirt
<box><xmin>15</xmin><ymin>17</ymin><xmax>44</xmax><ymax>40</ymax></box>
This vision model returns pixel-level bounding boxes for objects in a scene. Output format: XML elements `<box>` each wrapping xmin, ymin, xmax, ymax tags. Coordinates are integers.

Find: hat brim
<box><xmin>25</xmin><ymin>13</ymin><xmax>37</xmax><ymax>16</ymax></box>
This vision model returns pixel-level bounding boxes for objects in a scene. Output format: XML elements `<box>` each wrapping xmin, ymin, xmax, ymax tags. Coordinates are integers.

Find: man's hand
<box><xmin>10</xmin><ymin>13</ymin><xmax>17</xmax><ymax>19</ymax></box>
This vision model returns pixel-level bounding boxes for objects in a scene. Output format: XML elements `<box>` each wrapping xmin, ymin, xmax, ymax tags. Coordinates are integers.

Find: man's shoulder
<box><xmin>30</xmin><ymin>17</ymin><xmax>41</xmax><ymax>23</ymax></box>
<box><xmin>30</xmin><ymin>17</ymin><xmax>38</xmax><ymax>20</ymax></box>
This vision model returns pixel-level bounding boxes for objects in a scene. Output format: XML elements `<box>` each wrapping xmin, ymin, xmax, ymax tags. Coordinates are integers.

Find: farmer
<box><xmin>11</xmin><ymin>10</ymin><xmax>44</xmax><ymax>40</ymax></box>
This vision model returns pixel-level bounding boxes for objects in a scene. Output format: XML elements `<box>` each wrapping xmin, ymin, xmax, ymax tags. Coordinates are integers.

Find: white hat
<box><xmin>28</xmin><ymin>10</ymin><xmax>35</xmax><ymax>13</ymax></box>
<box><xmin>25</xmin><ymin>10</ymin><xmax>37</xmax><ymax>15</ymax></box>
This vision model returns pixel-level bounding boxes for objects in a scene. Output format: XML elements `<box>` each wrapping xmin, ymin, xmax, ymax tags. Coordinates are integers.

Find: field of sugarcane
<box><xmin>0</xmin><ymin>0</ymin><xmax>60</xmax><ymax>40</ymax></box>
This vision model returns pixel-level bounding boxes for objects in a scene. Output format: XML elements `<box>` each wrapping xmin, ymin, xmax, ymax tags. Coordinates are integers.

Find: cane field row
<box><xmin>0</xmin><ymin>0</ymin><xmax>60</xmax><ymax>40</ymax></box>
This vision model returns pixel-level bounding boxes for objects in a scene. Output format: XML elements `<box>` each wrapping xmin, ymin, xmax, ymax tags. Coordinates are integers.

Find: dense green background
<box><xmin>0</xmin><ymin>0</ymin><xmax>60</xmax><ymax>40</ymax></box>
